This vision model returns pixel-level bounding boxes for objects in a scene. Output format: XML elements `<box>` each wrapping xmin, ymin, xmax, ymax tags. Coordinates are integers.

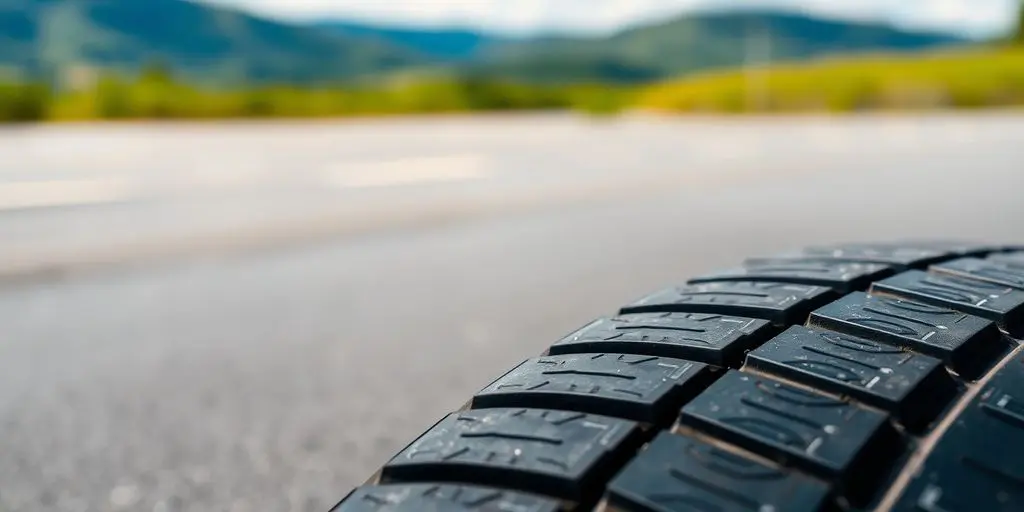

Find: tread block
<box><xmin>621</xmin><ymin>282</ymin><xmax>834</xmax><ymax>326</ymax></box>
<box><xmin>607</xmin><ymin>431</ymin><xmax>831</xmax><ymax>512</ymax></box>
<box><xmin>381</xmin><ymin>408</ymin><xmax>640</xmax><ymax>503</ymax></box>
<box><xmin>745</xmin><ymin>326</ymin><xmax>957</xmax><ymax>432</ymax></box>
<box><xmin>333</xmin><ymin>484</ymin><xmax>560</xmax><ymax>512</ymax></box>
<box><xmin>989</xmin><ymin>252</ymin><xmax>1024</xmax><ymax>268</ymax></box>
<box><xmin>872</xmin><ymin>270</ymin><xmax>1024</xmax><ymax>337</ymax></box>
<box><xmin>679</xmin><ymin>371</ymin><xmax>901</xmax><ymax>504</ymax></box>
<box><xmin>887</xmin><ymin>240</ymin><xmax>1002</xmax><ymax>257</ymax></box>
<box><xmin>891</xmin><ymin>351</ymin><xmax>1024</xmax><ymax>512</ymax></box>
<box><xmin>808</xmin><ymin>292</ymin><xmax>1006</xmax><ymax>379</ymax></box>
<box><xmin>799</xmin><ymin>243</ymin><xmax>956</xmax><ymax>268</ymax></box>
<box><xmin>548</xmin><ymin>313</ymin><xmax>773</xmax><ymax>367</ymax></box>
<box><xmin>932</xmin><ymin>258</ymin><xmax>1024</xmax><ymax>290</ymax></box>
<box><xmin>747</xmin><ymin>243</ymin><xmax>955</xmax><ymax>270</ymax></box>
<box><xmin>472</xmin><ymin>353</ymin><xmax>713</xmax><ymax>424</ymax></box>
<box><xmin>688</xmin><ymin>260</ymin><xmax>893</xmax><ymax>293</ymax></box>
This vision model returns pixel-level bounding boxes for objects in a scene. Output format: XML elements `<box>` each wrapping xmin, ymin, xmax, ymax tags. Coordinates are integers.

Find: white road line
<box><xmin>0</xmin><ymin>179</ymin><xmax>135</xmax><ymax>211</ymax></box>
<box><xmin>324</xmin><ymin>154</ymin><xmax>489</xmax><ymax>189</ymax></box>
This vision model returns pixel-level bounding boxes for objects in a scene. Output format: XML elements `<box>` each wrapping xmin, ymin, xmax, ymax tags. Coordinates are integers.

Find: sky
<box><xmin>206</xmin><ymin>0</ymin><xmax>1021</xmax><ymax>38</ymax></box>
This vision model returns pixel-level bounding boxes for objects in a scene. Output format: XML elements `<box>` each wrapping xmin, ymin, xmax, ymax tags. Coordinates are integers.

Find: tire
<box><xmin>331</xmin><ymin>241</ymin><xmax>1024</xmax><ymax>512</ymax></box>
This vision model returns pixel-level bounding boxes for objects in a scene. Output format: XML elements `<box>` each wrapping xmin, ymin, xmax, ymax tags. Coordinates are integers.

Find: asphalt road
<box><xmin>0</xmin><ymin>112</ymin><xmax>1022</xmax><ymax>512</ymax></box>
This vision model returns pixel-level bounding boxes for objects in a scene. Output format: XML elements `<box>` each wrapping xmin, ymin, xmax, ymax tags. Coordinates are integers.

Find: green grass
<box><xmin>0</xmin><ymin>61</ymin><xmax>638</xmax><ymax>122</ymax></box>
<box><xmin>2</xmin><ymin>47</ymin><xmax>1024</xmax><ymax>122</ymax></box>
<box><xmin>0</xmin><ymin>71</ymin><xmax>636</xmax><ymax>122</ymax></box>
<box><xmin>637</xmin><ymin>47</ymin><xmax>1024</xmax><ymax>113</ymax></box>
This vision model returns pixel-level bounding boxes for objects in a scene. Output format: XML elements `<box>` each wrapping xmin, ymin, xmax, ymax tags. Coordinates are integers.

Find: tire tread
<box><xmin>333</xmin><ymin>241</ymin><xmax>1024</xmax><ymax>512</ymax></box>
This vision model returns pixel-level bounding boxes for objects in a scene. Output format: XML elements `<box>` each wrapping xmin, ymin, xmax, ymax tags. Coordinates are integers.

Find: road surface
<box><xmin>0</xmin><ymin>113</ymin><xmax>1022</xmax><ymax>512</ymax></box>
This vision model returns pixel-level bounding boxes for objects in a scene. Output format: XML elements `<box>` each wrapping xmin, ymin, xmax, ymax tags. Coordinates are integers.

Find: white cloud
<box><xmin>205</xmin><ymin>0</ymin><xmax>1020</xmax><ymax>38</ymax></box>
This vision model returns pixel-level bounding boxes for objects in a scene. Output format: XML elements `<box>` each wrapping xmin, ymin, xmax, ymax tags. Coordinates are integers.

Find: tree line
<box><xmin>3</xmin><ymin>21</ymin><xmax>1024</xmax><ymax>123</ymax></box>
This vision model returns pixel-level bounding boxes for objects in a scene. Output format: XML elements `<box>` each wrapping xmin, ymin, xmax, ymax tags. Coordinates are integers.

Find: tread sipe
<box><xmin>331</xmin><ymin>242</ymin><xmax>1024</xmax><ymax>512</ymax></box>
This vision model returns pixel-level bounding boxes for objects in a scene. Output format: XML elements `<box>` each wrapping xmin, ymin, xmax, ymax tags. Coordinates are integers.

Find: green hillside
<box><xmin>467</xmin><ymin>11</ymin><xmax>964</xmax><ymax>83</ymax></box>
<box><xmin>0</xmin><ymin>0</ymin><xmax>969</xmax><ymax>86</ymax></box>
<box><xmin>3</xmin><ymin>0</ymin><xmax>1015</xmax><ymax>123</ymax></box>
<box><xmin>2</xmin><ymin>46</ymin><xmax>1023</xmax><ymax>123</ymax></box>
<box><xmin>0</xmin><ymin>0</ymin><xmax>423</xmax><ymax>85</ymax></box>
<box><xmin>638</xmin><ymin>47</ymin><xmax>1024</xmax><ymax>113</ymax></box>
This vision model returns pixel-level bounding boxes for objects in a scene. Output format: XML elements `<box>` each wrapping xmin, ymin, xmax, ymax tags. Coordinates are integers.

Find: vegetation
<box><xmin>2</xmin><ymin>48</ymin><xmax>1023</xmax><ymax>123</ymax></box>
<box><xmin>0</xmin><ymin>82</ymin><xmax>49</xmax><ymax>122</ymax></box>
<box><xmin>1</xmin><ymin>0</ymin><xmax>963</xmax><ymax>85</ymax></box>
<box><xmin>0</xmin><ymin>64</ymin><xmax>635</xmax><ymax>122</ymax></box>
<box><xmin>0</xmin><ymin>0</ymin><xmax>421</xmax><ymax>86</ymax></box>
<box><xmin>637</xmin><ymin>48</ymin><xmax>1024</xmax><ymax>113</ymax></box>
<box><xmin>0</xmin><ymin>2</ymin><xmax>1016</xmax><ymax>124</ymax></box>
<box><xmin>475</xmin><ymin>11</ymin><xmax>962</xmax><ymax>84</ymax></box>
<box><xmin>1017</xmin><ymin>3</ymin><xmax>1024</xmax><ymax>44</ymax></box>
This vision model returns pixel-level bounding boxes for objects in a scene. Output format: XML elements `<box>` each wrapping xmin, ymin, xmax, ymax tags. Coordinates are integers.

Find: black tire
<box><xmin>331</xmin><ymin>242</ymin><xmax>1024</xmax><ymax>512</ymax></box>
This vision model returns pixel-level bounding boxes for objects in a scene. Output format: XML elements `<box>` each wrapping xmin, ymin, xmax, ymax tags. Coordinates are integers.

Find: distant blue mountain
<box><xmin>313</xmin><ymin>11</ymin><xmax>966</xmax><ymax>83</ymax></box>
<box><xmin>310</xmin><ymin>21</ymin><xmax>511</xmax><ymax>61</ymax></box>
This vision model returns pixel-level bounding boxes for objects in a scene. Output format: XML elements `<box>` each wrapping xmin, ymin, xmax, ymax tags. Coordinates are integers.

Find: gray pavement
<box><xmin>0</xmin><ymin>112</ymin><xmax>1022</xmax><ymax>511</ymax></box>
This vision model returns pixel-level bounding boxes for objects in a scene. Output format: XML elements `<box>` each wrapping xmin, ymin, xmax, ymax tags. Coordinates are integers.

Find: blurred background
<box><xmin>1</xmin><ymin>1</ymin><xmax>1024</xmax><ymax>511</ymax></box>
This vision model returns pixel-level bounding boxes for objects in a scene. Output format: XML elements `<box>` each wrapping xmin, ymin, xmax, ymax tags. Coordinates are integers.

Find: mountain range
<box><xmin>309</xmin><ymin>21</ymin><xmax>511</xmax><ymax>62</ymax></box>
<box><xmin>0</xmin><ymin>0</ymin><xmax>967</xmax><ymax>85</ymax></box>
<box><xmin>0</xmin><ymin>0</ymin><xmax>420</xmax><ymax>84</ymax></box>
<box><xmin>458</xmin><ymin>12</ymin><xmax>965</xmax><ymax>83</ymax></box>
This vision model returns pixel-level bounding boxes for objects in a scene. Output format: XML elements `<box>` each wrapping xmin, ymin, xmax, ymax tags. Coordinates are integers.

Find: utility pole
<box><xmin>744</xmin><ymin>18</ymin><xmax>772</xmax><ymax>111</ymax></box>
<box><xmin>1016</xmin><ymin>1</ymin><xmax>1024</xmax><ymax>44</ymax></box>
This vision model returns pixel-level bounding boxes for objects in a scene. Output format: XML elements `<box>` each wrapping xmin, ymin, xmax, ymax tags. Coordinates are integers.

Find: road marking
<box><xmin>0</xmin><ymin>179</ymin><xmax>134</xmax><ymax>211</ymax></box>
<box><xmin>324</xmin><ymin>154</ymin><xmax>488</xmax><ymax>189</ymax></box>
